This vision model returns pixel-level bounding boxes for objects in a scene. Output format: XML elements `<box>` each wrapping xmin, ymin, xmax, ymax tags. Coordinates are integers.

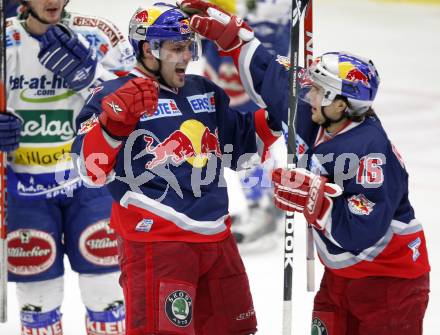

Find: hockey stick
<box><xmin>0</xmin><ymin>0</ymin><xmax>8</xmax><ymax>323</ymax></box>
<box><xmin>303</xmin><ymin>0</ymin><xmax>315</xmax><ymax>293</ymax></box>
<box><xmin>283</xmin><ymin>0</ymin><xmax>309</xmax><ymax>334</ymax></box>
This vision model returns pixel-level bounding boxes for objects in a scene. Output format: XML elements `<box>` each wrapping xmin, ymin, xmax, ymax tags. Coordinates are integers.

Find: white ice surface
<box><xmin>1</xmin><ymin>0</ymin><xmax>439</xmax><ymax>334</ymax></box>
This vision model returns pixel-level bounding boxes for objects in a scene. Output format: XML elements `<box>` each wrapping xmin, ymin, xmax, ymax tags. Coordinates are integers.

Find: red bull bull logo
<box><xmin>134</xmin><ymin>10</ymin><xmax>149</xmax><ymax>23</ymax></box>
<box><xmin>348</xmin><ymin>194</ymin><xmax>375</xmax><ymax>216</ymax></box>
<box><xmin>339</xmin><ymin>61</ymin><xmax>370</xmax><ymax>86</ymax></box>
<box><xmin>78</xmin><ymin>114</ymin><xmax>99</xmax><ymax>135</ymax></box>
<box><xmin>144</xmin><ymin>120</ymin><xmax>221</xmax><ymax>169</ymax></box>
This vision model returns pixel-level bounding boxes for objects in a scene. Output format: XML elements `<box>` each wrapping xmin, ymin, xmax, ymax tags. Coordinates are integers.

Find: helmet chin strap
<box><xmin>139</xmin><ymin>57</ymin><xmax>161</xmax><ymax>78</ymax></box>
<box><xmin>139</xmin><ymin>57</ymin><xmax>173</xmax><ymax>89</ymax></box>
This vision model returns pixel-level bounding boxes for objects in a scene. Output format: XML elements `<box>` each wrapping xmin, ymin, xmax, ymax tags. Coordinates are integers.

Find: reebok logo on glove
<box><xmin>307</xmin><ymin>176</ymin><xmax>323</xmax><ymax>214</ymax></box>
<box><xmin>106</xmin><ymin>101</ymin><xmax>123</xmax><ymax>115</ymax></box>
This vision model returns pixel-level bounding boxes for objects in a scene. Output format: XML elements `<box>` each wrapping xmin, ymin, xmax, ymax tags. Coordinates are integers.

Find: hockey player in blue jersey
<box><xmin>0</xmin><ymin>0</ymin><xmax>135</xmax><ymax>333</ymax></box>
<box><xmin>271</xmin><ymin>53</ymin><xmax>431</xmax><ymax>334</ymax></box>
<box><xmin>178</xmin><ymin>1</ymin><xmax>430</xmax><ymax>333</ymax></box>
<box><xmin>72</xmin><ymin>3</ymin><xmax>282</xmax><ymax>334</ymax></box>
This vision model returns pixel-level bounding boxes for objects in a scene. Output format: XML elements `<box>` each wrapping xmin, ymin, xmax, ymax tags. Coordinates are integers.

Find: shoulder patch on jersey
<box><xmin>140</xmin><ymin>99</ymin><xmax>182</xmax><ymax>121</ymax></box>
<box><xmin>296</xmin><ymin>134</ymin><xmax>309</xmax><ymax>156</ymax></box>
<box><xmin>78</xmin><ymin>114</ymin><xmax>99</xmax><ymax>135</ymax></box>
<box><xmin>6</xmin><ymin>28</ymin><xmax>21</xmax><ymax>47</ymax></box>
<box><xmin>348</xmin><ymin>194</ymin><xmax>375</xmax><ymax>216</ymax></box>
<box><xmin>275</xmin><ymin>55</ymin><xmax>290</xmax><ymax>71</ymax></box>
<box><xmin>86</xmin><ymin>85</ymin><xmax>104</xmax><ymax>104</ymax></box>
<box><xmin>72</xmin><ymin>16</ymin><xmax>124</xmax><ymax>47</ymax></box>
<box><xmin>186</xmin><ymin>92</ymin><xmax>216</xmax><ymax>114</ymax></box>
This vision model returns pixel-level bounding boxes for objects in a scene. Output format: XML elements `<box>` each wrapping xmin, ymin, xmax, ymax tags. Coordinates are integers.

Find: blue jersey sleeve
<box><xmin>237</xmin><ymin>40</ymin><xmax>290</xmax><ymax>126</ymax></box>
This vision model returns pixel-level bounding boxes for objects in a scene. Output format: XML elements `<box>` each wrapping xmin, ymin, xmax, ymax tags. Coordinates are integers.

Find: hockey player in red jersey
<box><xmin>72</xmin><ymin>3</ymin><xmax>283</xmax><ymax>335</ymax></box>
<box><xmin>177</xmin><ymin>1</ymin><xmax>430</xmax><ymax>333</ymax></box>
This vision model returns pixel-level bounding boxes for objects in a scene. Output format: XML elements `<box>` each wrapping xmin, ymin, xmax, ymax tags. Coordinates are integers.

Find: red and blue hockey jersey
<box><xmin>72</xmin><ymin>68</ymin><xmax>280</xmax><ymax>243</ymax></box>
<box><xmin>235</xmin><ymin>39</ymin><xmax>430</xmax><ymax>279</ymax></box>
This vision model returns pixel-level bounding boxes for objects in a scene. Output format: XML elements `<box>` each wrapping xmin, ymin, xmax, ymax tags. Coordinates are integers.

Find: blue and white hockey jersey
<box><xmin>72</xmin><ymin>68</ymin><xmax>279</xmax><ymax>243</ymax></box>
<box><xmin>235</xmin><ymin>39</ymin><xmax>430</xmax><ymax>279</ymax></box>
<box><xmin>6</xmin><ymin>12</ymin><xmax>135</xmax><ymax>200</ymax></box>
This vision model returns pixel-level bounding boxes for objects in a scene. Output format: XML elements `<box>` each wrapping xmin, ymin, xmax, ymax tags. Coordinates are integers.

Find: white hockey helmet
<box><xmin>300</xmin><ymin>52</ymin><xmax>380</xmax><ymax>116</ymax></box>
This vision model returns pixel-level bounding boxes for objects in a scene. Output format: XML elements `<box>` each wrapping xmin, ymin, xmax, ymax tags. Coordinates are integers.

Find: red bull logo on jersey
<box><xmin>144</xmin><ymin>119</ymin><xmax>221</xmax><ymax>169</ymax></box>
<box><xmin>187</xmin><ymin>92</ymin><xmax>216</xmax><ymax>114</ymax></box>
<box><xmin>348</xmin><ymin>194</ymin><xmax>375</xmax><ymax>215</ymax></box>
<box><xmin>339</xmin><ymin>61</ymin><xmax>370</xmax><ymax>86</ymax></box>
<box><xmin>141</xmin><ymin>98</ymin><xmax>182</xmax><ymax>121</ymax></box>
<box><xmin>78</xmin><ymin>114</ymin><xmax>99</xmax><ymax>135</ymax></box>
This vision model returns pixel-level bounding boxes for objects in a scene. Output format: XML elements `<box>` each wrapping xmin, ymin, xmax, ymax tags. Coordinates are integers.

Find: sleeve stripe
<box><xmin>238</xmin><ymin>39</ymin><xmax>267</xmax><ymax>108</ymax></box>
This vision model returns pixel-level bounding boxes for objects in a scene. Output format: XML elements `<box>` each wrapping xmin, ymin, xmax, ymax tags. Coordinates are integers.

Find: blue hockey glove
<box><xmin>38</xmin><ymin>24</ymin><xmax>98</xmax><ymax>91</ymax></box>
<box><xmin>0</xmin><ymin>108</ymin><xmax>23</xmax><ymax>152</ymax></box>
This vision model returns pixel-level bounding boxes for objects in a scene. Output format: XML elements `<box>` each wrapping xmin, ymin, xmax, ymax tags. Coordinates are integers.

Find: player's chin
<box><xmin>311</xmin><ymin>113</ymin><xmax>321</xmax><ymax>124</ymax></box>
<box><xmin>174</xmin><ymin>72</ymin><xmax>186</xmax><ymax>87</ymax></box>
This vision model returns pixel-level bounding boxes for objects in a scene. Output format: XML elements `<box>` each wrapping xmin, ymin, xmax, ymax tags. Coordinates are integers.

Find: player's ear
<box><xmin>334</xmin><ymin>98</ymin><xmax>348</xmax><ymax>115</ymax></box>
<box><xmin>141</xmin><ymin>41</ymin><xmax>155</xmax><ymax>60</ymax></box>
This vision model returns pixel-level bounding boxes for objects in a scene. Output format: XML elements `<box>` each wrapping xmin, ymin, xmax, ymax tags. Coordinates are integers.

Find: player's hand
<box><xmin>177</xmin><ymin>0</ymin><xmax>254</xmax><ymax>52</ymax></box>
<box><xmin>38</xmin><ymin>24</ymin><xmax>98</xmax><ymax>91</ymax></box>
<box><xmin>99</xmin><ymin>77</ymin><xmax>159</xmax><ymax>139</ymax></box>
<box><xmin>272</xmin><ymin>168</ymin><xmax>342</xmax><ymax>229</ymax></box>
<box><xmin>0</xmin><ymin>108</ymin><xmax>23</xmax><ymax>152</ymax></box>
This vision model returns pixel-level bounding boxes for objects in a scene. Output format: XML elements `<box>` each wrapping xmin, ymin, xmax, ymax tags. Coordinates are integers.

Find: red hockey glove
<box><xmin>272</xmin><ymin>168</ymin><xmax>342</xmax><ymax>230</ymax></box>
<box><xmin>99</xmin><ymin>77</ymin><xmax>159</xmax><ymax>139</ymax></box>
<box><xmin>177</xmin><ymin>0</ymin><xmax>254</xmax><ymax>52</ymax></box>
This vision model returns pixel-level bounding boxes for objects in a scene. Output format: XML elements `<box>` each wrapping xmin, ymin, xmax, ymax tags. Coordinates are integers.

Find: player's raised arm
<box><xmin>178</xmin><ymin>0</ymin><xmax>289</xmax><ymax>126</ymax></box>
<box><xmin>73</xmin><ymin>77</ymin><xmax>158</xmax><ymax>185</ymax></box>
